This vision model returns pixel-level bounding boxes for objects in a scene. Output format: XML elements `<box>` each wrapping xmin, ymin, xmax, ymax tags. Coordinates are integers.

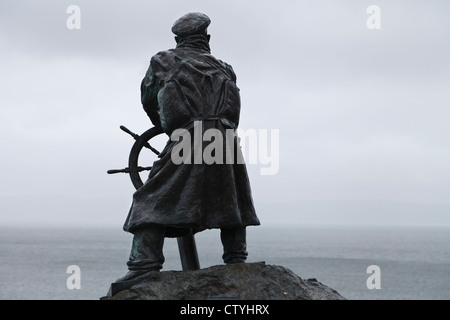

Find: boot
<box><xmin>109</xmin><ymin>225</ymin><xmax>165</xmax><ymax>296</ymax></box>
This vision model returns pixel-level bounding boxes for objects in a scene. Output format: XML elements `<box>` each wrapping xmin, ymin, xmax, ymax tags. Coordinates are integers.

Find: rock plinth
<box><xmin>104</xmin><ymin>262</ymin><xmax>345</xmax><ymax>300</ymax></box>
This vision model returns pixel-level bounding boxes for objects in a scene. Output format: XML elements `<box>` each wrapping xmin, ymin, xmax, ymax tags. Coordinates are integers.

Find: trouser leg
<box><xmin>220</xmin><ymin>226</ymin><xmax>248</xmax><ymax>264</ymax></box>
<box><xmin>127</xmin><ymin>225</ymin><xmax>165</xmax><ymax>271</ymax></box>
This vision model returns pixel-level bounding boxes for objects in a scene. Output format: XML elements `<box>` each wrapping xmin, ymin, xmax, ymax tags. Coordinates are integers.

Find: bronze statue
<box><xmin>112</xmin><ymin>12</ymin><xmax>260</xmax><ymax>287</ymax></box>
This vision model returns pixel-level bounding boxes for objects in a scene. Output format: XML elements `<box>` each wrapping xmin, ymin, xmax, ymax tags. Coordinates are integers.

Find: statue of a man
<box><xmin>115</xmin><ymin>12</ymin><xmax>260</xmax><ymax>283</ymax></box>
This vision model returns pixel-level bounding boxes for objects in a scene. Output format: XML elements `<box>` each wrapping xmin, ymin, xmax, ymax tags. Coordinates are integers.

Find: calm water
<box><xmin>0</xmin><ymin>225</ymin><xmax>449</xmax><ymax>300</ymax></box>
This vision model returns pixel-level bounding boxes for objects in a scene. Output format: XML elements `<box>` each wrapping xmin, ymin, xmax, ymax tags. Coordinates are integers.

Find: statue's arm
<box><xmin>141</xmin><ymin>58</ymin><xmax>162</xmax><ymax>129</ymax></box>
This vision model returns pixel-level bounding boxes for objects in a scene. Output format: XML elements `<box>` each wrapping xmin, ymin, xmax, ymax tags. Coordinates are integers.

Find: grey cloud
<box><xmin>1</xmin><ymin>0</ymin><xmax>449</xmax><ymax>227</ymax></box>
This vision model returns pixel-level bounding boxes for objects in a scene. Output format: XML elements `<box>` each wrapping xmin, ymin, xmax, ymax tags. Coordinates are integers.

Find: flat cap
<box><xmin>172</xmin><ymin>12</ymin><xmax>211</xmax><ymax>37</ymax></box>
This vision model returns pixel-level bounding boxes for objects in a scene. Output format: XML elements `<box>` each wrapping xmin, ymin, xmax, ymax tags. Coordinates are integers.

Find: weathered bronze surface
<box><xmin>110</xmin><ymin>12</ymin><xmax>260</xmax><ymax>286</ymax></box>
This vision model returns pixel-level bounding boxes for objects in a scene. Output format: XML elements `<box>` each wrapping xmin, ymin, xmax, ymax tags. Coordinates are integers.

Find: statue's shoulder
<box><xmin>149</xmin><ymin>49</ymin><xmax>237</xmax><ymax>81</ymax></box>
<box><xmin>150</xmin><ymin>49</ymin><xmax>177</xmax><ymax>63</ymax></box>
<box><xmin>218</xmin><ymin>58</ymin><xmax>235</xmax><ymax>73</ymax></box>
<box><xmin>208</xmin><ymin>56</ymin><xmax>237</xmax><ymax>81</ymax></box>
<box><xmin>146</xmin><ymin>49</ymin><xmax>181</xmax><ymax>73</ymax></box>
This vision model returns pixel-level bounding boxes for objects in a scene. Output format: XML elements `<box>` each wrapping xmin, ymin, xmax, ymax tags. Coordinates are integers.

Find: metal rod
<box><xmin>107</xmin><ymin>168</ymin><xmax>130</xmax><ymax>174</ymax></box>
<box><xmin>177</xmin><ymin>234</ymin><xmax>200</xmax><ymax>271</ymax></box>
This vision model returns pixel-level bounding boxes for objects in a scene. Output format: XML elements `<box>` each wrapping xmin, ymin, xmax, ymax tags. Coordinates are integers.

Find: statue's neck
<box><xmin>176</xmin><ymin>34</ymin><xmax>211</xmax><ymax>53</ymax></box>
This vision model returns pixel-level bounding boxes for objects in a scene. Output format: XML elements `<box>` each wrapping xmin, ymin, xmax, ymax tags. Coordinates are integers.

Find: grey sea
<box><xmin>0</xmin><ymin>225</ymin><xmax>449</xmax><ymax>300</ymax></box>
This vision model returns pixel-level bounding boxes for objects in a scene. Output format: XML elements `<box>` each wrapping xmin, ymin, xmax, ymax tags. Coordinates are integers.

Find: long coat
<box><xmin>123</xmin><ymin>38</ymin><xmax>260</xmax><ymax>237</ymax></box>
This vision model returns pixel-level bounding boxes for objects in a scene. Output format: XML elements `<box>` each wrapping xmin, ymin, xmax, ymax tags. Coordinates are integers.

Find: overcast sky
<box><xmin>1</xmin><ymin>0</ymin><xmax>449</xmax><ymax>227</ymax></box>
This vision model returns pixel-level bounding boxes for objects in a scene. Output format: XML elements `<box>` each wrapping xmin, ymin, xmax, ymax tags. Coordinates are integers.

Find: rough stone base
<box><xmin>103</xmin><ymin>262</ymin><xmax>345</xmax><ymax>300</ymax></box>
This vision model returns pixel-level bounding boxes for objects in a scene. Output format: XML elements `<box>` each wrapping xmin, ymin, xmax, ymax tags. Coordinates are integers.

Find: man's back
<box><xmin>142</xmin><ymin>44</ymin><xmax>241</xmax><ymax>135</ymax></box>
